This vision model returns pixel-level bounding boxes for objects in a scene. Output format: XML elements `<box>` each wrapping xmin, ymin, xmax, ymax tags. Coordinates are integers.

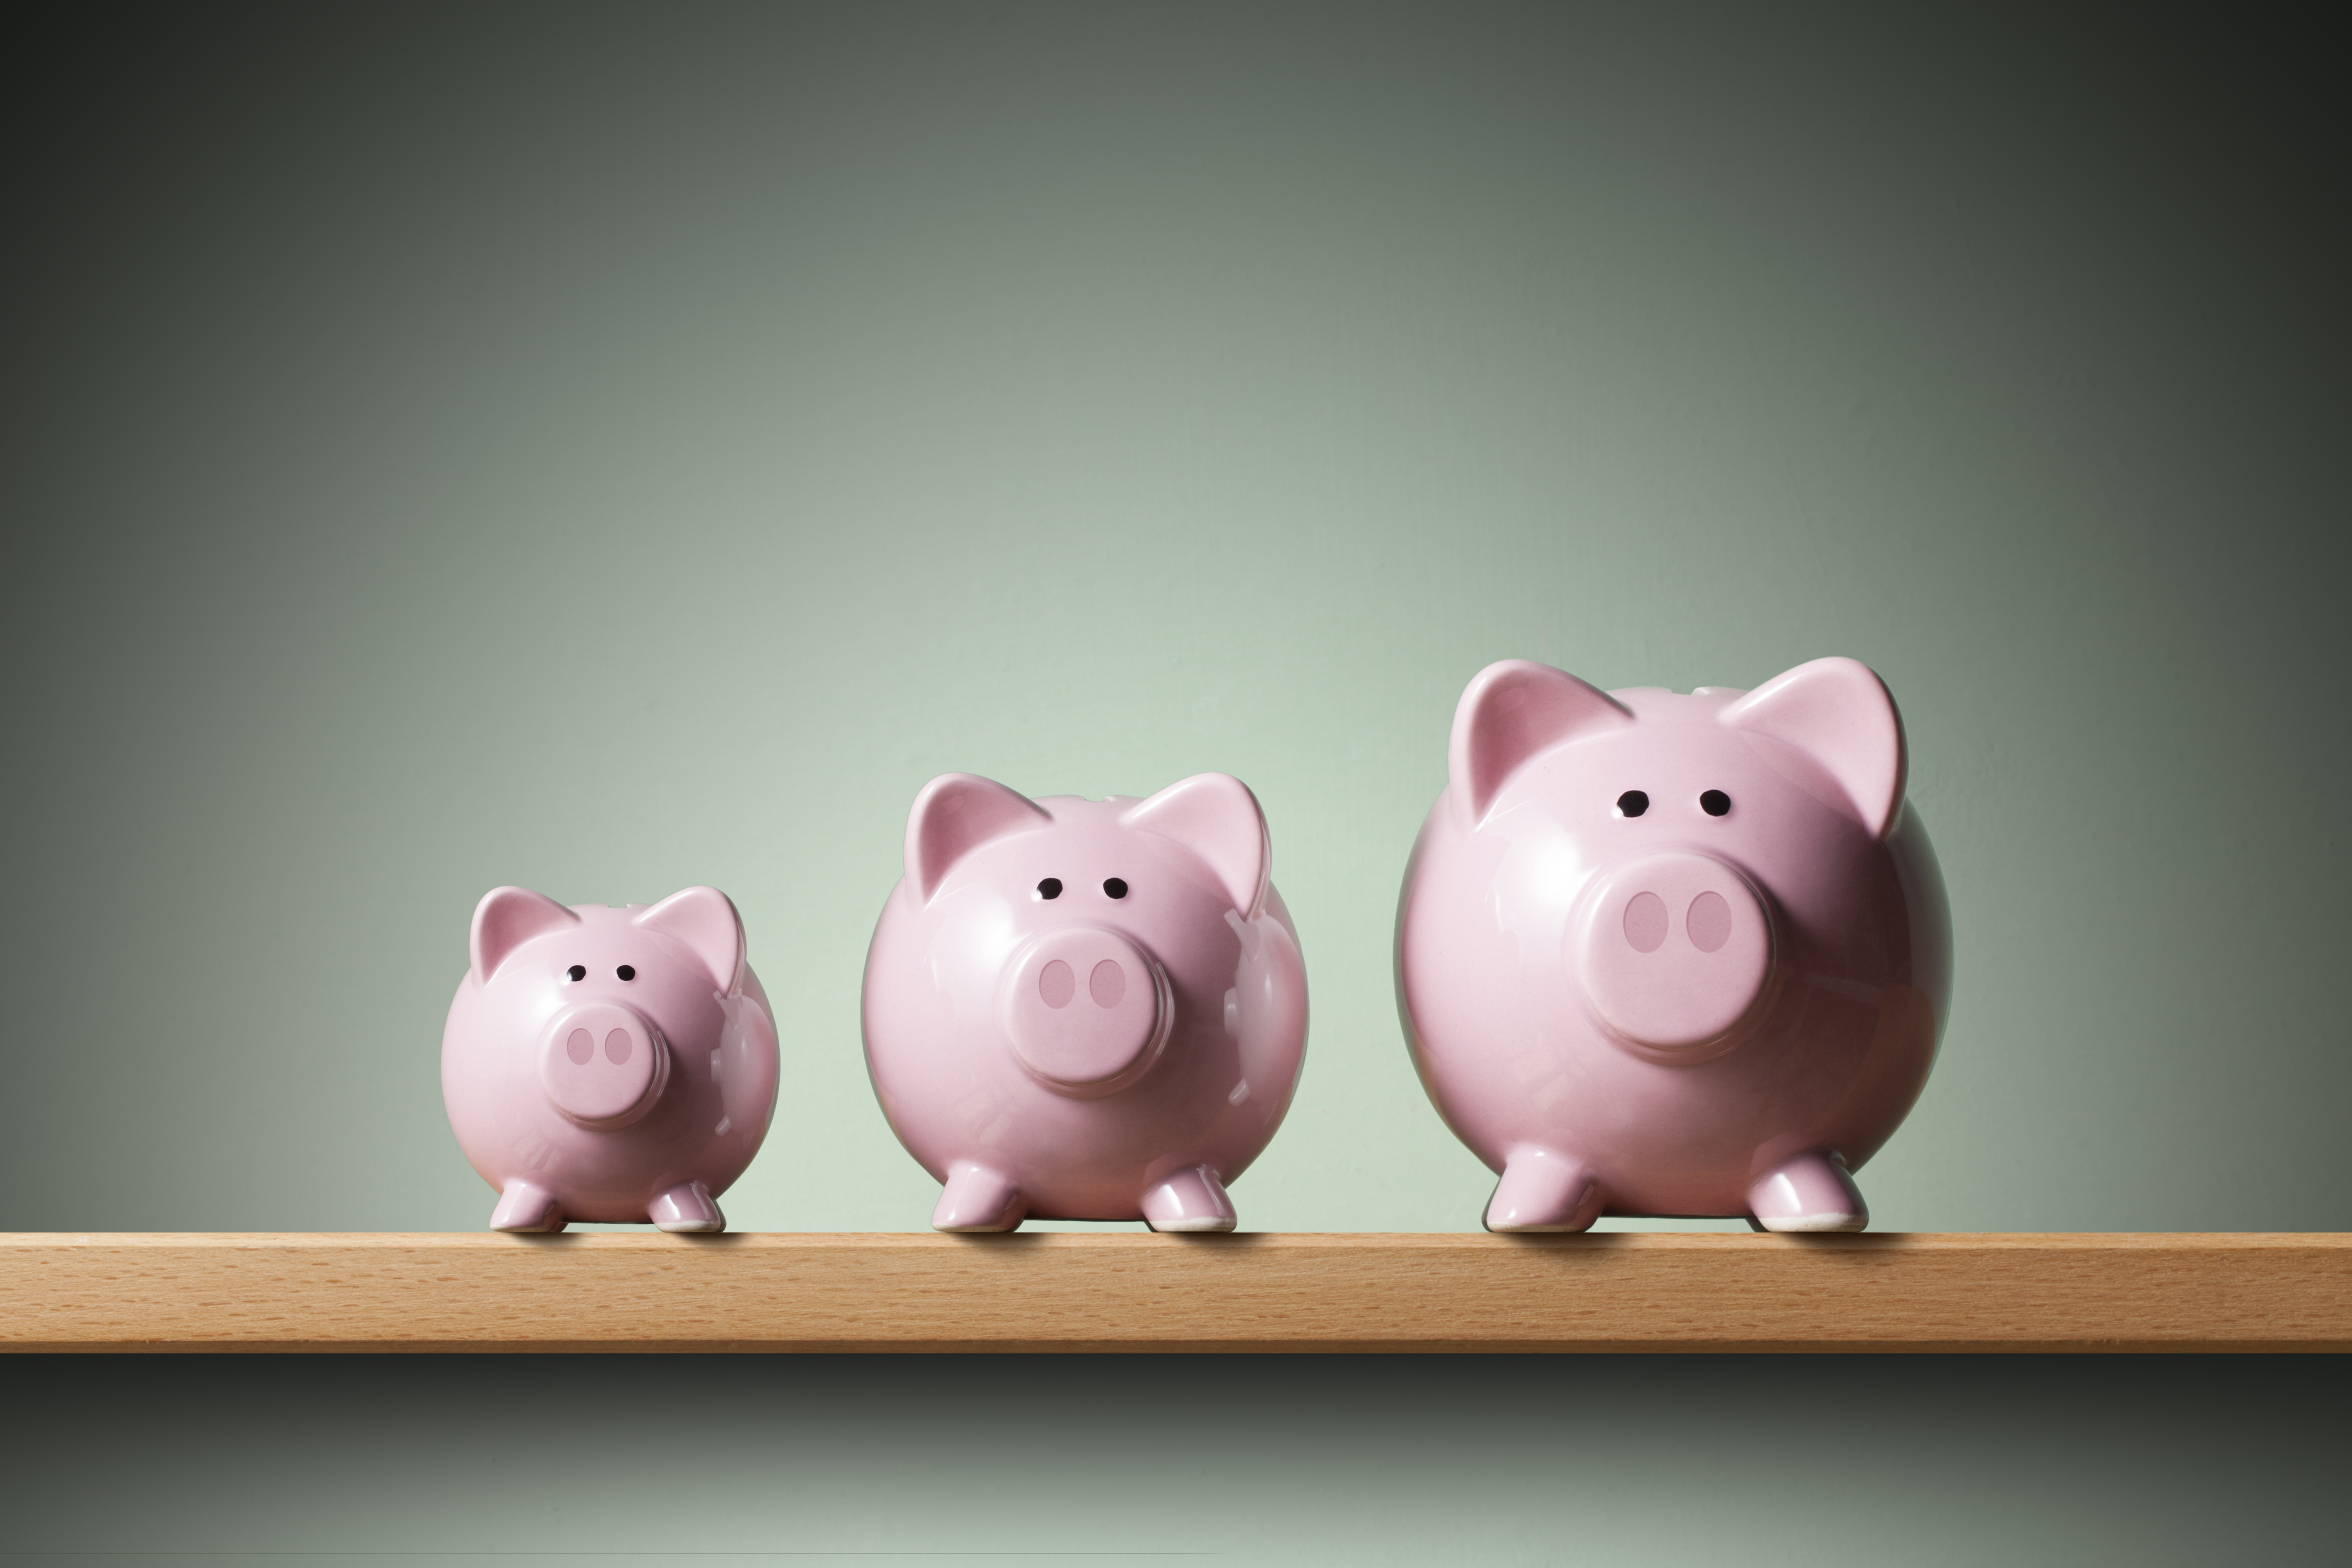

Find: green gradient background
<box><xmin>2</xmin><ymin>1355</ymin><xmax>2344</xmax><ymax>1566</ymax></box>
<box><xmin>2</xmin><ymin>4</ymin><xmax>2346</xmax><ymax>1563</ymax></box>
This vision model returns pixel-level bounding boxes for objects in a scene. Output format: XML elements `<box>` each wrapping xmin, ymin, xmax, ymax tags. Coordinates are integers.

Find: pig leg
<box><xmin>490</xmin><ymin>1179</ymin><xmax>565</xmax><ymax>1233</ymax></box>
<box><xmin>933</xmin><ymin>1161</ymin><xmax>1027</xmax><ymax>1233</ymax></box>
<box><xmin>1747</xmin><ymin>1150</ymin><xmax>1869</xmax><ymax>1233</ymax></box>
<box><xmin>1140</xmin><ymin>1164</ymin><xmax>1237</xmax><ymax>1233</ymax></box>
<box><xmin>650</xmin><ymin>1180</ymin><xmax>725</xmax><ymax>1234</ymax></box>
<box><xmin>1483</xmin><ymin>1146</ymin><xmax>1606</xmax><ymax>1233</ymax></box>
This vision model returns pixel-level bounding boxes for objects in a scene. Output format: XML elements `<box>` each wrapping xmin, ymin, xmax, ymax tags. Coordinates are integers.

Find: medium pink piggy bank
<box><xmin>442</xmin><ymin>885</ymin><xmax>779</xmax><ymax>1233</ymax></box>
<box><xmin>1397</xmin><ymin>658</ymin><xmax>1950</xmax><ymax>1233</ymax></box>
<box><xmin>863</xmin><ymin>773</ymin><xmax>1308</xmax><ymax>1232</ymax></box>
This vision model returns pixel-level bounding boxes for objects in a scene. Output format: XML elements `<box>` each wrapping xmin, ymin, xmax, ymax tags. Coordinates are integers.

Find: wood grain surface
<box><xmin>2</xmin><ymin>1233</ymin><xmax>2344</xmax><ymax>1353</ymax></box>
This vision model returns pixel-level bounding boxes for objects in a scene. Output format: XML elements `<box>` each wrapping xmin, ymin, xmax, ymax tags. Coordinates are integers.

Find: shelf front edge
<box><xmin>3</xmin><ymin>1232</ymin><xmax>2346</xmax><ymax>1353</ymax></box>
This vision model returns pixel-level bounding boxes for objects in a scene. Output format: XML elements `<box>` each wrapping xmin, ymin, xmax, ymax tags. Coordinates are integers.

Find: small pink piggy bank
<box><xmin>863</xmin><ymin>773</ymin><xmax>1308</xmax><ymax>1232</ymax></box>
<box><xmin>442</xmin><ymin>886</ymin><xmax>779</xmax><ymax>1233</ymax></box>
<box><xmin>1397</xmin><ymin>658</ymin><xmax>1950</xmax><ymax>1233</ymax></box>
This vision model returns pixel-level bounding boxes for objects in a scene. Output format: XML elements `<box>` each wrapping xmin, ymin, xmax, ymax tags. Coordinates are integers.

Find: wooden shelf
<box><xmin>3</xmin><ymin>1232</ymin><xmax>2344</xmax><ymax>1353</ymax></box>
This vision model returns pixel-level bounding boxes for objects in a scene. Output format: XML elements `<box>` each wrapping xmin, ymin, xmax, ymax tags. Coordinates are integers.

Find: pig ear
<box><xmin>470</xmin><ymin>886</ymin><xmax>579</xmax><ymax>985</ymax></box>
<box><xmin>1122</xmin><ymin>773</ymin><xmax>1270</xmax><ymax>921</ymax></box>
<box><xmin>1449</xmin><ymin>660</ymin><xmax>1633</xmax><ymax>829</ymax></box>
<box><xmin>905</xmin><ymin>772</ymin><xmax>1052</xmax><ymax>905</ymax></box>
<box><xmin>1720</xmin><ymin>657</ymin><xmax>1907</xmax><ymax>839</ymax></box>
<box><xmin>634</xmin><ymin>886</ymin><xmax>747</xmax><ymax>995</ymax></box>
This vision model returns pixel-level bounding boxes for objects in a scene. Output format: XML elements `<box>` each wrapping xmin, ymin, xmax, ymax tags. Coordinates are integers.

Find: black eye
<box><xmin>1616</xmin><ymin>791</ymin><xmax>1649</xmax><ymax>818</ymax></box>
<box><xmin>566</xmin><ymin>965</ymin><xmax>586</xmax><ymax>982</ymax></box>
<box><xmin>1036</xmin><ymin>878</ymin><xmax>1063</xmax><ymax>900</ymax></box>
<box><xmin>616</xmin><ymin>965</ymin><xmax>637</xmax><ymax>981</ymax></box>
<box><xmin>1103</xmin><ymin>877</ymin><xmax>1129</xmax><ymax>899</ymax></box>
<box><xmin>1700</xmin><ymin>790</ymin><xmax>1731</xmax><ymax>817</ymax></box>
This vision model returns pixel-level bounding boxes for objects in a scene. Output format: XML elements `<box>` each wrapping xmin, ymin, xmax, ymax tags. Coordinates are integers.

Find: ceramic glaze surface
<box><xmin>441</xmin><ymin>885</ymin><xmax>780</xmax><ymax>1233</ymax></box>
<box><xmin>1395</xmin><ymin>658</ymin><xmax>1950</xmax><ymax>1233</ymax></box>
<box><xmin>863</xmin><ymin>772</ymin><xmax>1308</xmax><ymax>1232</ymax></box>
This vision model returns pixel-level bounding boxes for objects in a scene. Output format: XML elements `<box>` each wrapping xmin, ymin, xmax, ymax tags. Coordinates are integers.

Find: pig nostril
<box><xmin>1624</xmin><ymin>893</ymin><xmax>1669</xmax><ymax>953</ymax></box>
<box><xmin>566</xmin><ymin>1028</ymin><xmax>594</xmax><ymax>1065</ymax></box>
<box><xmin>604</xmin><ymin>1029</ymin><xmax>632</xmax><ymax>1065</ymax></box>
<box><xmin>1039</xmin><ymin>960</ymin><xmax>1076</xmax><ymax>1009</ymax></box>
<box><xmin>1089</xmin><ymin>960</ymin><xmax>1126</xmax><ymax>1008</ymax></box>
<box><xmin>1687</xmin><ymin>891</ymin><xmax>1733</xmax><ymax>952</ymax></box>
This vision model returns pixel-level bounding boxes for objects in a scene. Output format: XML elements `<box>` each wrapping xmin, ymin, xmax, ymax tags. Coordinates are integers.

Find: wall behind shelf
<box><xmin>0</xmin><ymin>6</ymin><xmax>2344</xmax><ymax>1242</ymax></box>
<box><xmin>2</xmin><ymin>1353</ymin><xmax>2343</xmax><ymax>1566</ymax></box>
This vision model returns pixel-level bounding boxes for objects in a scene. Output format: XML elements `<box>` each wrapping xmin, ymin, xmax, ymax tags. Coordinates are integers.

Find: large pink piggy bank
<box><xmin>1397</xmin><ymin>658</ymin><xmax>1950</xmax><ymax>1233</ymax></box>
<box><xmin>863</xmin><ymin>773</ymin><xmax>1309</xmax><ymax>1232</ymax></box>
<box><xmin>442</xmin><ymin>885</ymin><xmax>779</xmax><ymax>1233</ymax></box>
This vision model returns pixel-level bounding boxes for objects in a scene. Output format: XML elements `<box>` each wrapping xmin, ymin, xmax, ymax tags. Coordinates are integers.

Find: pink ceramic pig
<box><xmin>442</xmin><ymin>886</ymin><xmax>779</xmax><ymax>1233</ymax></box>
<box><xmin>1396</xmin><ymin>658</ymin><xmax>1950</xmax><ymax>1233</ymax></box>
<box><xmin>863</xmin><ymin>773</ymin><xmax>1308</xmax><ymax>1232</ymax></box>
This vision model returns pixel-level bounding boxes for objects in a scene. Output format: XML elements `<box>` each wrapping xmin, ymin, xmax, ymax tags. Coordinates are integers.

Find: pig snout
<box><xmin>1574</xmin><ymin>852</ymin><xmax>1775</xmax><ymax>1052</ymax></box>
<box><xmin>539</xmin><ymin>1000</ymin><xmax>670</xmax><ymax>1127</ymax></box>
<box><xmin>1000</xmin><ymin>927</ymin><xmax>1171</xmax><ymax>1093</ymax></box>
